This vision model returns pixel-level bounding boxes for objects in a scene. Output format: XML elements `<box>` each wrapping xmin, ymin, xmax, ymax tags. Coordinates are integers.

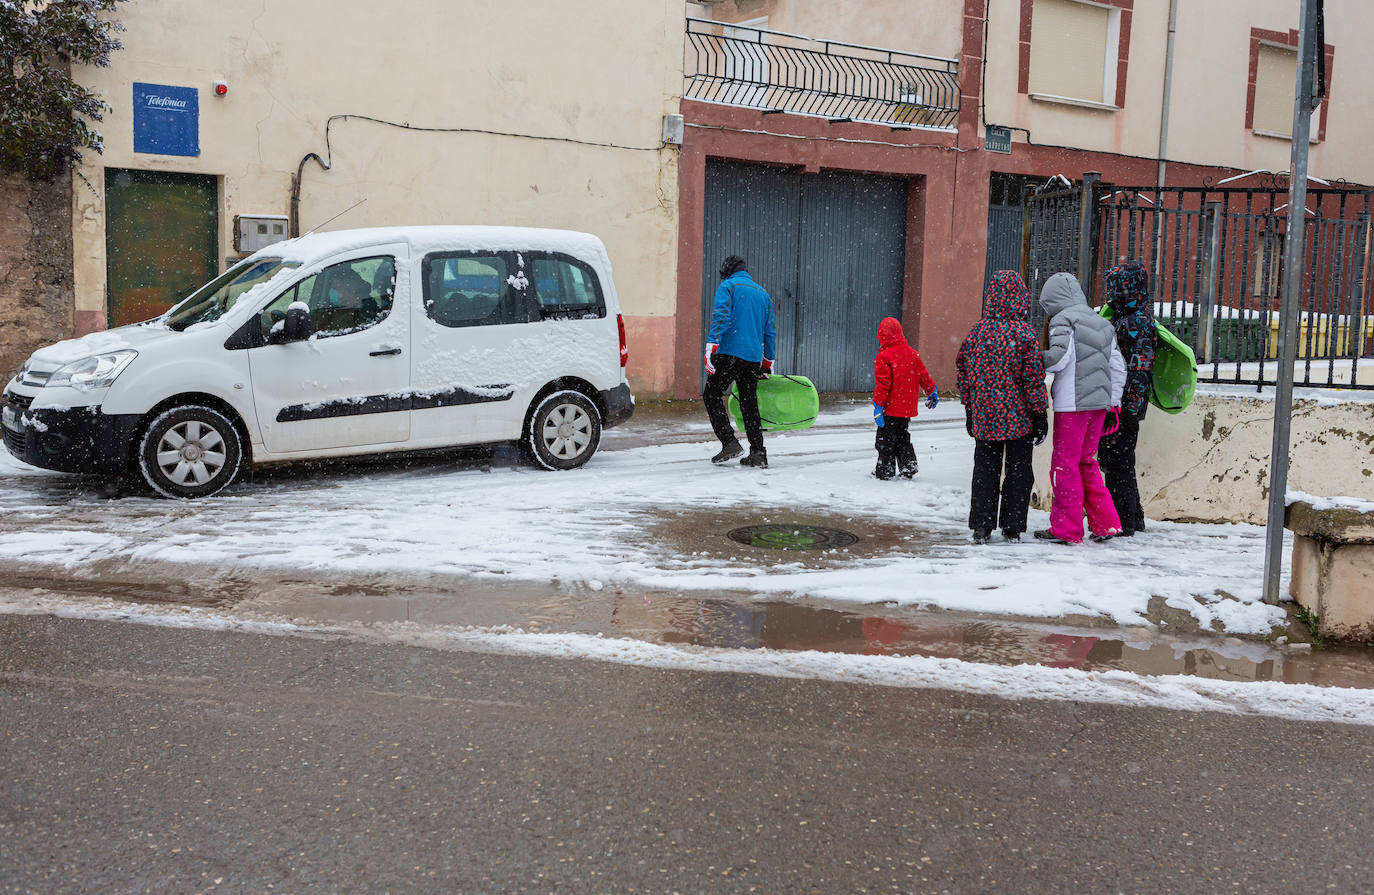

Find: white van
<box><xmin>2</xmin><ymin>226</ymin><xmax>634</xmax><ymax>497</ymax></box>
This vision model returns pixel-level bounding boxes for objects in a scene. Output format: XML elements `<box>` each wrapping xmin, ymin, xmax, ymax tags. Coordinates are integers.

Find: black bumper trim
<box><xmin>599</xmin><ymin>383</ymin><xmax>634</xmax><ymax>429</ymax></box>
<box><xmin>1</xmin><ymin>397</ymin><xmax>142</xmax><ymax>475</ymax></box>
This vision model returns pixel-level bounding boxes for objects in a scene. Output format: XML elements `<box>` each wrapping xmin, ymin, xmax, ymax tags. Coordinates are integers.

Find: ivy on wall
<box><xmin>0</xmin><ymin>0</ymin><xmax>127</xmax><ymax>180</ymax></box>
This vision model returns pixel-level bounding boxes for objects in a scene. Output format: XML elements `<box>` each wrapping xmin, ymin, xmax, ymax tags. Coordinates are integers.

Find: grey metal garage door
<box><xmin>701</xmin><ymin>160</ymin><xmax>908</xmax><ymax>392</ymax></box>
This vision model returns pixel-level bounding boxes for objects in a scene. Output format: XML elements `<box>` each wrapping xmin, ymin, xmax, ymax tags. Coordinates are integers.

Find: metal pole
<box><xmin>1077</xmin><ymin>172</ymin><xmax>1102</xmax><ymax>297</ymax></box>
<box><xmin>1262</xmin><ymin>0</ymin><xmax>1322</xmax><ymax>604</ymax></box>
<box><xmin>1198</xmin><ymin>201</ymin><xmax>1222</xmax><ymax>364</ymax></box>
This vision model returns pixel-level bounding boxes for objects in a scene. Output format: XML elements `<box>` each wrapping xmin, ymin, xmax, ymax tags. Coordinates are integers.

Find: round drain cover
<box><xmin>727</xmin><ymin>524</ymin><xmax>859</xmax><ymax>551</ymax></box>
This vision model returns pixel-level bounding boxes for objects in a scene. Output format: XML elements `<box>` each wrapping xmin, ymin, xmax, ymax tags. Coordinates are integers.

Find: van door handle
<box><xmin>369</xmin><ymin>346</ymin><xmax>402</xmax><ymax>357</ymax></box>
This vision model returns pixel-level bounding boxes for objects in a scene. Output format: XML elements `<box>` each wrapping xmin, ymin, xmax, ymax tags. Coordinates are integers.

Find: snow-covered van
<box><xmin>1</xmin><ymin>226</ymin><xmax>634</xmax><ymax>497</ymax></box>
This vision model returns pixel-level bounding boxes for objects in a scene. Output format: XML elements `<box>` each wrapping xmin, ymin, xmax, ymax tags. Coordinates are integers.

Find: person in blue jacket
<box><xmin>703</xmin><ymin>255</ymin><xmax>777</xmax><ymax>468</ymax></box>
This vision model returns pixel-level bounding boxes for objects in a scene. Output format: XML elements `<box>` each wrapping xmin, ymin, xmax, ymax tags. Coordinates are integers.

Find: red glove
<box><xmin>1103</xmin><ymin>407</ymin><xmax>1121</xmax><ymax>436</ymax></box>
<box><xmin>703</xmin><ymin>343</ymin><xmax>718</xmax><ymax>374</ymax></box>
<box><xmin>760</xmin><ymin>358</ymin><xmax>773</xmax><ymax>379</ymax></box>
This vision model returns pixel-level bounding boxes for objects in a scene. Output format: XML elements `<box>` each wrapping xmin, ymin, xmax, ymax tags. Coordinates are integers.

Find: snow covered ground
<box><xmin>0</xmin><ymin>400</ymin><xmax>1286</xmax><ymax>635</ymax></box>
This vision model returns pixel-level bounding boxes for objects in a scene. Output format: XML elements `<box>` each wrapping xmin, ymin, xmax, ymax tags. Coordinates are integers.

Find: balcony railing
<box><xmin>684</xmin><ymin>17</ymin><xmax>960</xmax><ymax>129</ymax></box>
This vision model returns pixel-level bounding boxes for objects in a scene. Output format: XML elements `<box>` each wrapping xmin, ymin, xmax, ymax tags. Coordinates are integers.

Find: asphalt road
<box><xmin>3</xmin><ymin>614</ymin><xmax>1373</xmax><ymax>894</ymax></box>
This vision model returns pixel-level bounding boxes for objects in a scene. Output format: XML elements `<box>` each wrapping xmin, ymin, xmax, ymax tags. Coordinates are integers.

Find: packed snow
<box><xmin>0</xmin><ymin>401</ymin><xmax>1285</xmax><ymax>635</ymax></box>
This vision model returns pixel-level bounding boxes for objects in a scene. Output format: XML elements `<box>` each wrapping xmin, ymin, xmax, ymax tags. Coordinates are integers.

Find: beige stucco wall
<box><xmin>1165</xmin><ymin>0</ymin><xmax>1373</xmax><ymax>184</ymax></box>
<box><xmin>1031</xmin><ymin>390</ymin><xmax>1374</xmax><ymax>525</ymax></box>
<box><xmin>695</xmin><ymin>0</ymin><xmax>962</xmax><ymax>63</ymax></box>
<box><xmin>978</xmin><ymin>0</ymin><xmax>1374</xmax><ymax>185</ymax></box>
<box><xmin>984</xmin><ymin>0</ymin><xmax>1170</xmax><ymax>161</ymax></box>
<box><xmin>71</xmin><ymin>0</ymin><xmax>685</xmax><ymax>393</ymax></box>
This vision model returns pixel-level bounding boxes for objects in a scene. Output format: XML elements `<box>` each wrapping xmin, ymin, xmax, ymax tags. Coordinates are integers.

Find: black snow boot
<box><xmin>712</xmin><ymin>440</ymin><xmax>744</xmax><ymax>464</ymax></box>
<box><xmin>739</xmin><ymin>449</ymin><xmax>768</xmax><ymax>468</ymax></box>
<box><xmin>972</xmin><ymin>529</ymin><xmax>991</xmax><ymax>545</ymax></box>
<box><xmin>899</xmin><ymin>460</ymin><xmax>918</xmax><ymax>479</ymax></box>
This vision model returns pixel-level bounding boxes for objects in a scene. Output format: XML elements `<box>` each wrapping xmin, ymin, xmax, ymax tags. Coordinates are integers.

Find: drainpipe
<box><xmin>1156</xmin><ymin>0</ymin><xmax>1178</xmax><ymax>189</ymax></box>
<box><xmin>1153</xmin><ymin>0</ymin><xmax>1178</xmax><ymax>283</ymax></box>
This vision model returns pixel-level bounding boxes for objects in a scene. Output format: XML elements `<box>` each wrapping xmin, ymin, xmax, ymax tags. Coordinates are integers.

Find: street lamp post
<box><xmin>1261</xmin><ymin>0</ymin><xmax>1325</xmax><ymax>603</ymax></box>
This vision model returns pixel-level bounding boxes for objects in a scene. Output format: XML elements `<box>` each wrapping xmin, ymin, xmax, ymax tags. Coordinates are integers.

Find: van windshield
<box><xmin>163</xmin><ymin>257</ymin><xmax>301</xmax><ymax>331</ymax></box>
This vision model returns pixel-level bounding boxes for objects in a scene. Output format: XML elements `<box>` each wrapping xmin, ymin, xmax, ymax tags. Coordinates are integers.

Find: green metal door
<box><xmin>105</xmin><ymin>168</ymin><xmax>218</xmax><ymax>326</ymax></box>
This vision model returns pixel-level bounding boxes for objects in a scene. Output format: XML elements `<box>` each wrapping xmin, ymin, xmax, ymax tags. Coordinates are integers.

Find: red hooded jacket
<box><xmin>872</xmin><ymin>317</ymin><xmax>936</xmax><ymax>418</ymax></box>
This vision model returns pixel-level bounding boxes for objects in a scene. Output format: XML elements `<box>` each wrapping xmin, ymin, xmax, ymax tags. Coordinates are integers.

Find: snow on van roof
<box><xmin>256</xmin><ymin>226</ymin><xmax>611</xmax><ymax>268</ymax></box>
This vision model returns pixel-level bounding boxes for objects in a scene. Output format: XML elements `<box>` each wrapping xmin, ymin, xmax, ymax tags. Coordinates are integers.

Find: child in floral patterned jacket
<box><xmin>956</xmin><ymin>271</ymin><xmax>1049</xmax><ymax>544</ymax></box>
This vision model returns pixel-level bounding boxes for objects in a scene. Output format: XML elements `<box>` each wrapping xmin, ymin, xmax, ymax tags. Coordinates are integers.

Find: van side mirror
<box><xmin>269</xmin><ymin>304</ymin><xmax>315</xmax><ymax>345</ymax></box>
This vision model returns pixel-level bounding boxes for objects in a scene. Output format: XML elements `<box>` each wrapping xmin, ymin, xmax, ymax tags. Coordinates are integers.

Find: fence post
<box><xmin>1198</xmin><ymin>201</ymin><xmax>1222</xmax><ymax>363</ymax></box>
<box><xmin>1077</xmin><ymin>172</ymin><xmax>1101</xmax><ymax>297</ymax></box>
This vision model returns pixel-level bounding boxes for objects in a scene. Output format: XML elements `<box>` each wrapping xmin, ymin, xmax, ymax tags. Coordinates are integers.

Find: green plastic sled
<box><xmin>1100</xmin><ymin>306</ymin><xmax>1197</xmax><ymax>414</ymax></box>
<box><xmin>728</xmin><ymin>374</ymin><xmax>820</xmax><ymax>432</ymax></box>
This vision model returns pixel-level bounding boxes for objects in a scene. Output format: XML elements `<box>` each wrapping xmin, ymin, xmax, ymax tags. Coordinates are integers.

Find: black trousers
<box><xmin>703</xmin><ymin>354</ymin><xmax>764</xmax><ymax>452</ymax></box>
<box><xmin>968</xmin><ymin>435</ymin><xmax>1035</xmax><ymax>535</ymax></box>
<box><xmin>1099</xmin><ymin>413</ymin><xmax>1144</xmax><ymax>531</ymax></box>
<box><xmin>874</xmin><ymin>416</ymin><xmax>916</xmax><ymax>478</ymax></box>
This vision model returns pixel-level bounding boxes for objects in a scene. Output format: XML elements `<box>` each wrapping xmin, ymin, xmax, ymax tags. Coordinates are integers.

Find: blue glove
<box><xmin>924</xmin><ymin>388</ymin><xmax>939</xmax><ymax>410</ymax></box>
<box><xmin>871</xmin><ymin>401</ymin><xmax>885</xmax><ymax>428</ymax></box>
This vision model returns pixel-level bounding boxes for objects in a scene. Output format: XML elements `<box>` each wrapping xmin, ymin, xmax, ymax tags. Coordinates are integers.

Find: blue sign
<box><xmin>984</xmin><ymin>125</ymin><xmax>1012</xmax><ymax>154</ymax></box>
<box><xmin>132</xmin><ymin>83</ymin><xmax>199</xmax><ymax>157</ymax></box>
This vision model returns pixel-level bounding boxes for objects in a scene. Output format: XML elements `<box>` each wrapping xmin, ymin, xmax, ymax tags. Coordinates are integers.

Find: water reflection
<box><xmin>609</xmin><ymin>594</ymin><xmax>1374</xmax><ymax>688</ymax></box>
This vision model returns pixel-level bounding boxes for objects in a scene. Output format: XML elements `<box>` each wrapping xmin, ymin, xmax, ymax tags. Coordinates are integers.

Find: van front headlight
<box><xmin>47</xmin><ymin>350</ymin><xmax>138</xmax><ymax>392</ymax></box>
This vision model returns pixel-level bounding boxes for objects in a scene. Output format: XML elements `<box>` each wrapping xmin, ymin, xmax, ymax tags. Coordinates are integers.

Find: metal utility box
<box><xmin>234</xmin><ymin>214</ymin><xmax>289</xmax><ymax>253</ymax></box>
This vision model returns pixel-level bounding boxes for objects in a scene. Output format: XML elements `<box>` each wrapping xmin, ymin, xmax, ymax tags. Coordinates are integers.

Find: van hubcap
<box><xmin>541</xmin><ymin>404</ymin><xmax>591</xmax><ymax>459</ymax></box>
<box><xmin>155</xmin><ymin>420</ymin><xmax>227</xmax><ymax>486</ymax></box>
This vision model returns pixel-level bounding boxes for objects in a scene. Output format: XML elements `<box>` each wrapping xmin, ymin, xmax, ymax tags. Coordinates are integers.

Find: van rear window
<box><xmin>531</xmin><ymin>256</ymin><xmax>605</xmax><ymax>319</ymax></box>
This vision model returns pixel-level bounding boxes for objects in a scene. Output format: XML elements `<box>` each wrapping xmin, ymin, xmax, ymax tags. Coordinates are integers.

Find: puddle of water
<box><xmin>596</xmin><ymin>593</ymin><xmax>1374</xmax><ymax>689</ymax></box>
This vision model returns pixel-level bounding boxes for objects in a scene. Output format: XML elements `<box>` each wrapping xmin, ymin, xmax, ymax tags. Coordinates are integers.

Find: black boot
<box><xmin>739</xmin><ymin>449</ymin><xmax>768</xmax><ymax>468</ymax></box>
<box><xmin>972</xmin><ymin>529</ymin><xmax>991</xmax><ymax>545</ymax></box>
<box><xmin>712</xmin><ymin>440</ymin><xmax>744</xmax><ymax>464</ymax></box>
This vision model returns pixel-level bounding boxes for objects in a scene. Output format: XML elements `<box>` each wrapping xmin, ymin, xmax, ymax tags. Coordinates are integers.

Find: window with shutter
<box><xmin>1246</xmin><ymin>28</ymin><xmax>1333</xmax><ymax>143</ymax></box>
<box><xmin>1253</xmin><ymin>44</ymin><xmax>1299</xmax><ymax>136</ymax></box>
<box><xmin>1029</xmin><ymin>0</ymin><xmax>1111</xmax><ymax>103</ymax></box>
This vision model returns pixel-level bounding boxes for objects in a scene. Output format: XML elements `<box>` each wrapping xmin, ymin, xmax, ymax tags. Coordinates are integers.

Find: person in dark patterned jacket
<box><xmin>956</xmin><ymin>271</ymin><xmax>1049</xmax><ymax>544</ymax></box>
<box><xmin>1098</xmin><ymin>261</ymin><xmax>1157</xmax><ymax>535</ymax></box>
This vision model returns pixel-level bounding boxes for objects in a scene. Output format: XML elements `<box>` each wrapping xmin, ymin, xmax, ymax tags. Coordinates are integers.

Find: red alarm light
<box><xmin>213</xmin><ymin>80</ymin><xmax>228</xmax><ymax>97</ymax></box>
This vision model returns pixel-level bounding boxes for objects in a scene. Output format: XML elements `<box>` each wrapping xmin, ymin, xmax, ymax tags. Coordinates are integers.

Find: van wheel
<box><xmin>524</xmin><ymin>390</ymin><xmax>601</xmax><ymax>470</ymax></box>
<box><xmin>138</xmin><ymin>405</ymin><xmax>244</xmax><ymax>498</ymax></box>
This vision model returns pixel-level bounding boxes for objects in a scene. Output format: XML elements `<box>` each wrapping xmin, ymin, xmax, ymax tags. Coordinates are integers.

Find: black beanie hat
<box><xmin>719</xmin><ymin>255</ymin><xmax>747</xmax><ymax>279</ymax></box>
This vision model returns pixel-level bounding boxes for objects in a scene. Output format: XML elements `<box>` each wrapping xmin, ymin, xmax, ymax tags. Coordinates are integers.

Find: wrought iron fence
<box><xmin>1097</xmin><ymin>184</ymin><xmax>1374</xmax><ymax>391</ymax></box>
<box><xmin>683</xmin><ymin>17</ymin><xmax>960</xmax><ymax>129</ymax></box>
<box><xmin>1022</xmin><ymin>175</ymin><xmax>1104</xmax><ymax>332</ymax></box>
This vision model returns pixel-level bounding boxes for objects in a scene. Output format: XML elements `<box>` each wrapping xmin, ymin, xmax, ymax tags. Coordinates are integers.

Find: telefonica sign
<box><xmin>133</xmin><ymin>82</ymin><xmax>199</xmax><ymax>156</ymax></box>
<box><xmin>144</xmin><ymin>94</ymin><xmax>190</xmax><ymax>110</ymax></box>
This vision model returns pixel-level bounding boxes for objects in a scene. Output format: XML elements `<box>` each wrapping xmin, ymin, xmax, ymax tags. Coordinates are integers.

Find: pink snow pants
<box><xmin>1048</xmin><ymin>410</ymin><xmax>1122</xmax><ymax>543</ymax></box>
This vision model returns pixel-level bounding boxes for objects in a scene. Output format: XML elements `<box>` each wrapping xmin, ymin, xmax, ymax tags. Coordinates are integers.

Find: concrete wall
<box><xmin>0</xmin><ymin>173</ymin><xmax>74</xmax><ymax>378</ymax></box>
<box><xmin>71</xmin><ymin>0</ymin><xmax>684</xmax><ymax>395</ymax></box>
<box><xmin>1031</xmin><ymin>390</ymin><xmax>1374</xmax><ymax>525</ymax></box>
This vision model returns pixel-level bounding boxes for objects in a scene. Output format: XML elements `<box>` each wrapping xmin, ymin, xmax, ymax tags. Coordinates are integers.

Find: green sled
<box><xmin>1100</xmin><ymin>306</ymin><xmax>1198</xmax><ymax>414</ymax></box>
<box><xmin>728</xmin><ymin>374</ymin><xmax>820</xmax><ymax>432</ymax></box>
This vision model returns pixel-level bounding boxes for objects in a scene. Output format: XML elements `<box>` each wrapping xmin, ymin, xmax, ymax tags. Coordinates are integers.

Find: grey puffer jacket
<box><xmin>1039</xmin><ymin>273</ymin><xmax>1125</xmax><ymax>412</ymax></box>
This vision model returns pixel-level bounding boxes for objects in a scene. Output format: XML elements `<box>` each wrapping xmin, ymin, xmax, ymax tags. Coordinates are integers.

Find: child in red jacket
<box><xmin>872</xmin><ymin>316</ymin><xmax>938</xmax><ymax>479</ymax></box>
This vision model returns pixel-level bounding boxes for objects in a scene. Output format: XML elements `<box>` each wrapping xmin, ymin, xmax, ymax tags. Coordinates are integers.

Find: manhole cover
<box><xmin>726</xmin><ymin>524</ymin><xmax>859</xmax><ymax>551</ymax></box>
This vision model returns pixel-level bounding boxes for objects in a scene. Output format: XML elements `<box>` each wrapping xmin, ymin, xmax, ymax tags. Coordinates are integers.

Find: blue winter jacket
<box><xmin>707</xmin><ymin>271</ymin><xmax>777</xmax><ymax>363</ymax></box>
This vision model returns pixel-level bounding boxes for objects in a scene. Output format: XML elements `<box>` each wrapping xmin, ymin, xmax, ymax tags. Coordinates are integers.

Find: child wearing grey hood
<box><xmin>1034</xmin><ymin>273</ymin><xmax>1126</xmax><ymax>545</ymax></box>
